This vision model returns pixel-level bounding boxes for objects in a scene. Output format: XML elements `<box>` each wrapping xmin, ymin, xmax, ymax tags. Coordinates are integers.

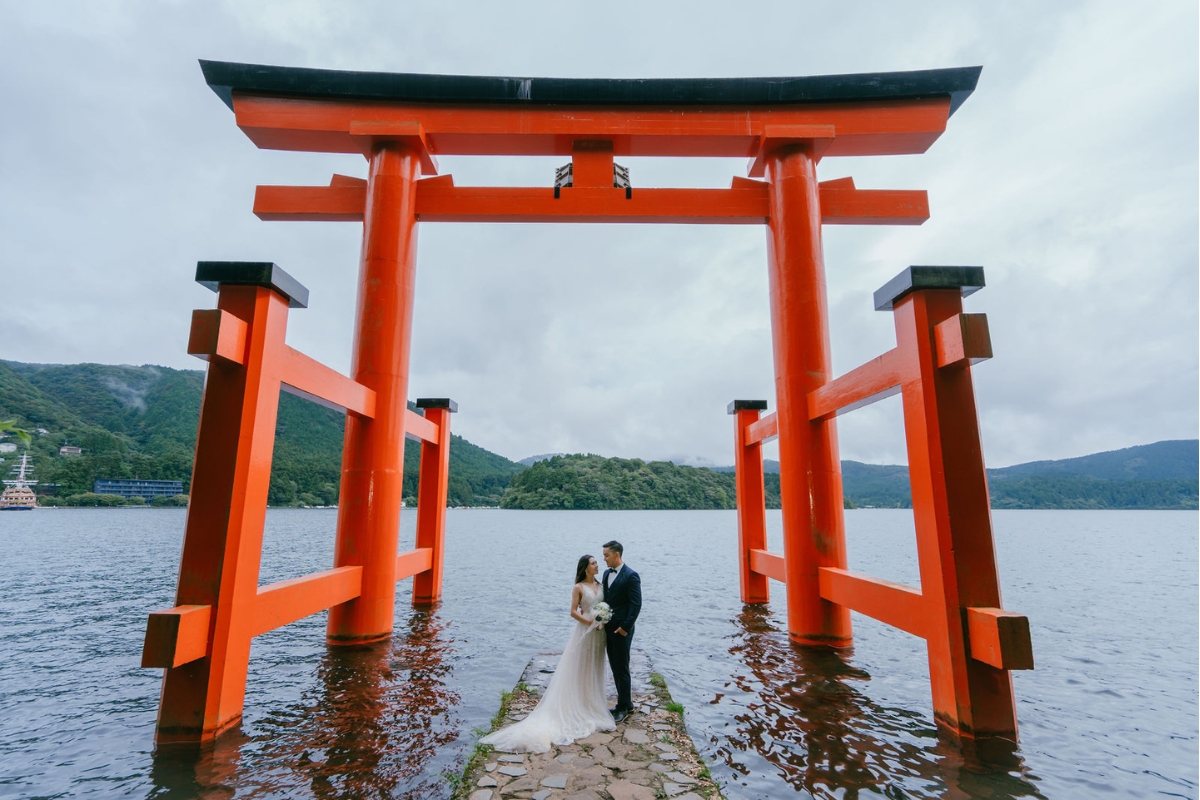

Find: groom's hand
<box><xmin>615</xmin><ymin>627</ymin><xmax>627</xmax><ymax>637</ymax></box>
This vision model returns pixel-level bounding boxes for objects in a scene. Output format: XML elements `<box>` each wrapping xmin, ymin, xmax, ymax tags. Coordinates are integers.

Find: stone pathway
<box><xmin>455</xmin><ymin>650</ymin><xmax>723</xmax><ymax>800</ymax></box>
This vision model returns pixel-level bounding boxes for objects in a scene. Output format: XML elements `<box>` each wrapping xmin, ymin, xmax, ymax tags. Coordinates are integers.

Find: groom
<box><xmin>601</xmin><ymin>540</ymin><xmax>641</xmax><ymax>723</ymax></box>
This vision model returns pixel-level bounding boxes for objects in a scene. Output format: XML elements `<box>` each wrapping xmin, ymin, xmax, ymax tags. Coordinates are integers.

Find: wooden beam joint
<box><xmin>967</xmin><ymin>607</ymin><xmax>1034</xmax><ymax>670</ymax></box>
<box><xmin>348</xmin><ymin>121</ymin><xmax>439</xmax><ymax>175</ymax></box>
<box><xmin>396</xmin><ymin>547</ymin><xmax>435</xmax><ymax>580</ymax></box>
<box><xmin>748</xmin><ymin>124</ymin><xmax>836</xmax><ymax>177</ymax></box>
<box><xmin>935</xmin><ymin>313</ymin><xmax>992</xmax><ymax>368</ymax></box>
<box><xmin>280</xmin><ymin>346</ymin><xmax>376</xmax><ymax>418</ymax></box>
<box><xmin>404</xmin><ymin>409</ymin><xmax>439</xmax><ymax>444</ymax></box>
<box><xmin>744</xmin><ymin>412</ymin><xmax>778</xmax><ymax>445</ymax></box>
<box><xmin>748</xmin><ymin>549</ymin><xmax>786</xmax><ymax>583</ymax></box>
<box><xmin>808</xmin><ymin>348</ymin><xmax>904</xmax><ymax>421</ymax></box>
<box><xmin>187</xmin><ymin>309</ymin><xmax>248</xmax><ymax>365</ymax></box>
<box><xmin>142</xmin><ymin>604</ymin><xmax>212</xmax><ymax>668</ymax></box>
<box><xmin>819</xmin><ymin>567</ymin><xmax>928</xmax><ymax>639</ymax></box>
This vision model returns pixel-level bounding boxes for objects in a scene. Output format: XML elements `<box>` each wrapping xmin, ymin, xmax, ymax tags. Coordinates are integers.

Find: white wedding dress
<box><xmin>481</xmin><ymin>582</ymin><xmax>615</xmax><ymax>753</ymax></box>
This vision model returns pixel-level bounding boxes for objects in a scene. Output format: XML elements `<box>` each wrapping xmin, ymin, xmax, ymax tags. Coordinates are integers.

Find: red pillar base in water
<box><xmin>142</xmin><ymin>261</ymin><xmax>454</xmax><ymax>745</ymax></box>
<box><xmin>734</xmin><ymin>266</ymin><xmax>1033</xmax><ymax>741</ymax></box>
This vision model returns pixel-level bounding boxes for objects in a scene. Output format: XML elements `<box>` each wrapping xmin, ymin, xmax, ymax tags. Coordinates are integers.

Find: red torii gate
<box><xmin>141</xmin><ymin>60</ymin><xmax>1031</xmax><ymax>747</ymax></box>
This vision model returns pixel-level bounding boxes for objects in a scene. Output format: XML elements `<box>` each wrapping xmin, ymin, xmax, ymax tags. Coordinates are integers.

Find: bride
<box><xmin>480</xmin><ymin>554</ymin><xmax>616</xmax><ymax>753</ymax></box>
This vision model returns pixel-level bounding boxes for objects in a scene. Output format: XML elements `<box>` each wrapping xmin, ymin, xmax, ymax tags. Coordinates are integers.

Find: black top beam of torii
<box><xmin>200</xmin><ymin>60</ymin><xmax>981</xmax><ymax>116</ymax></box>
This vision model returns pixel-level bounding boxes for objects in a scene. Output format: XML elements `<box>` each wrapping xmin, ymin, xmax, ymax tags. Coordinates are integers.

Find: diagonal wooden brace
<box><xmin>279</xmin><ymin>346</ymin><xmax>376</xmax><ymax>418</ymax></box>
<box><xmin>807</xmin><ymin>348</ymin><xmax>903</xmax><ymax>420</ymax></box>
<box><xmin>744</xmin><ymin>412</ymin><xmax>778</xmax><ymax>445</ymax></box>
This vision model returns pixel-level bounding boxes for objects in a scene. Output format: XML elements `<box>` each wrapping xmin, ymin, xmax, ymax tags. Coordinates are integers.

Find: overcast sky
<box><xmin>2</xmin><ymin>1</ymin><xmax>1196</xmax><ymax>468</ymax></box>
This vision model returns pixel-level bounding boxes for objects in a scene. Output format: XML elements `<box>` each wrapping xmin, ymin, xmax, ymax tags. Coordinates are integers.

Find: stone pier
<box><xmin>455</xmin><ymin>650</ymin><xmax>724</xmax><ymax>800</ymax></box>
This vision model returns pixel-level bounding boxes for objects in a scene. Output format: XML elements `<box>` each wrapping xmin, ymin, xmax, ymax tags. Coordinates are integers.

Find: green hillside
<box><xmin>989</xmin><ymin>439</ymin><xmax>1198</xmax><ymax>481</ymax></box>
<box><xmin>501</xmin><ymin>454</ymin><xmax>746</xmax><ymax>510</ymax></box>
<box><xmin>512</xmin><ymin>443</ymin><xmax>1197</xmax><ymax>511</ymax></box>
<box><xmin>501</xmin><ymin>454</ymin><xmax>788</xmax><ymax>510</ymax></box>
<box><xmin>3</xmin><ymin>360</ymin><xmax>1192</xmax><ymax>511</ymax></box>
<box><xmin>839</xmin><ymin>461</ymin><xmax>912</xmax><ymax>508</ymax></box>
<box><xmin>836</xmin><ymin>441</ymin><xmax>1198</xmax><ymax>510</ymax></box>
<box><xmin>0</xmin><ymin>361</ymin><xmax>523</xmax><ymax>507</ymax></box>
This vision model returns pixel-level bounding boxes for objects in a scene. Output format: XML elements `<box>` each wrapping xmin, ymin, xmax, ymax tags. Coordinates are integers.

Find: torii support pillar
<box><xmin>729</xmin><ymin>400</ymin><xmax>770</xmax><ymax>605</ymax></box>
<box><xmin>328</xmin><ymin>140</ymin><xmax>425</xmax><ymax>644</ymax></box>
<box><xmin>142</xmin><ymin>261</ymin><xmax>456</xmax><ymax>745</ymax></box>
<box><xmin>764</xmin><ymin>140</ymin><xmax>852</xmax><ymax>646</ymax></box>
<box><xmin>412</xmin><ymin>398</ymin><xmax>456</xmax><ymax>606</ymax></box>
<box><xmin>147</xmin><ymin>265</ymin><xmax>301</xmax><ymax>745</ymax></box>
<box><xmin>734</xmin><ymin>267</ymin><xmax>1034</xmax><ymax>740</ymax></box>
<box><xmin>885</xmin><ymin>271</ymin><xmax>1028</xmax><ymax>737</ymax></box>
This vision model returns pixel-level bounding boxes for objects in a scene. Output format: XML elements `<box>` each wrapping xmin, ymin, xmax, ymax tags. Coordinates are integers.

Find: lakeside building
<box><xmin>94</xmin><ymin>479</ymin><xmax>183</xmax><ymax>499</ymax></box>
<box><xmin>59</xmin><ymin>445</ymin><xmax>83</xmax><ymax>456</ymax></box>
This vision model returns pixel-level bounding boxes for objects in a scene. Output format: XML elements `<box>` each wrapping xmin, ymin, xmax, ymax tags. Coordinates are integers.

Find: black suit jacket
<box><xmin>602</xmin><ymin>565</ymin><xmax>641</xmax><ymax>634</ymax></box>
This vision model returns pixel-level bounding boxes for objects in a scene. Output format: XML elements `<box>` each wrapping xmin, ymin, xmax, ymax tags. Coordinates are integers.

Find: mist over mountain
<box><xmin>518</xmin><ymin>453</ymin><xmax>568</xmax><ymax>467</ymax></box>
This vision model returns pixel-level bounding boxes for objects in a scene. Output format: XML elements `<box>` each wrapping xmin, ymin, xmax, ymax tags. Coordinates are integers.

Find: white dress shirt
<box><xmin>605</xmin><ymin>562</ymin><xmax>624</xmax><ymax>589</ymax></box>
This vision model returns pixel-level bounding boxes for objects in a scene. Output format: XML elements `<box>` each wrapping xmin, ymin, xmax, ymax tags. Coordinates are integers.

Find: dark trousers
<box><xmin>605</xmin><ymin>626</ymin><xmax>634</xmax><ymax>711</ymax></box>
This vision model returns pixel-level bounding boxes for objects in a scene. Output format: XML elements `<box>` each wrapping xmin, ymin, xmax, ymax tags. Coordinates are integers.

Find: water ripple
<box><xmin>0</xmin><ymin>508</ymin><xmax>1195</xmax><ymax>798</ymax></box>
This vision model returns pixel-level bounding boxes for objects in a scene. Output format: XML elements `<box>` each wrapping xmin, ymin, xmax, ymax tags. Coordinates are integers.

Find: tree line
<box><xmin>0</xmin><ymin>361</ymin><xmax>522</xmax><ymax>508</ymax></box>
<box><xmin>3</xmin><ymin>361</ymin><xmax>1193</xmax><ymax>511</ymax></box>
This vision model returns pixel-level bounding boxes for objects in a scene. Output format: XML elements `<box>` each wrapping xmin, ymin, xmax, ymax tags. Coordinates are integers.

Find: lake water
<box><xmin>0</xmin><ymin>508</ymin><xmax>1195</xmax><ymax>799</ymax></box>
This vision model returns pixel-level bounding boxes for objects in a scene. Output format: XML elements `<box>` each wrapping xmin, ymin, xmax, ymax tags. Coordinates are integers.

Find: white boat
<box><xmin>1</xmin><ymin>452</ymin><xmax>38</xmax><ymax>510</ymax></box>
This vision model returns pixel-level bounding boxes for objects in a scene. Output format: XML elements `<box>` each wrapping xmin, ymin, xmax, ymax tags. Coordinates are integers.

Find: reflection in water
<box><xmin>148</xmin><ymin>730</ymin><xmax>247</xmax><ymax>800</ymax></box>
<box><xmin>295</xmin><ymin>610</ymin><xmax>461</xmax><ymax>798</ymax></box>
<box><xmin>149</xmin><ymin>610</ymin><xmax>461</xmax><ymax>799</ymax></box>
<box><xmin>719</xmin><ymin>605</ymin><xmax>1045</xmax><ymax>799</ymax></box>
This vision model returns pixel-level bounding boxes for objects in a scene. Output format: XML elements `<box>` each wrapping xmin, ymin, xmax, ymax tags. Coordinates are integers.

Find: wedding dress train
<box><xmin>480</xmin><ymin>583</ymin><xmax>615</xmax><ymax>753</ymax></box>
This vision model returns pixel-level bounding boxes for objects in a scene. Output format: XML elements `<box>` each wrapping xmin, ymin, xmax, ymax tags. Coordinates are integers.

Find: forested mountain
<box><xmin>839</xmin><ymin>461</ymin><xmax>911</xmax><ymax>508</ymax></box>
<box><xmin>500</xmin><ymin>454</ymin><xmax>790</xmax><ymax>510</ymax></box>
<box><xmin>837</xmin><ymin>441</ymin><xmax>1198</xmax><ymax>509</ymax></box>
<box><xmin>989</xmin><ymin>440</ymin><xmax>1197</xmax><ymax>481</ymax></box>
<box><xmin>2</xmin><ymin>360</ymin><xmax>1192</xmax><ymax>510</ymax></box>
<box><xmin>0</xmin><ymin>361</ymin><xmax>523</xmax><ymax>506</ymax></box>
<box><xmin>502</xmin><ymin>454</ymin><xmax>749</xmax><ymax>510</ymax></box>
<box><xmin>507</xmin><ymin>442</ymin><xmax>1197</xmax><ymax>510</ymax></box>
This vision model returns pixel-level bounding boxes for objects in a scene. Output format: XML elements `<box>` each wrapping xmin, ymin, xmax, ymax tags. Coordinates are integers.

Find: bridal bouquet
<box><xmin>592</xmin><ymin>602</ymin><xmax>612</xmax><ymax>624</ymax></box>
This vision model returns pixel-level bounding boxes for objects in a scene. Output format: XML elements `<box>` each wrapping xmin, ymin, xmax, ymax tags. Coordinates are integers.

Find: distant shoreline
<box><xmin>4</xmin><ymin>361</ymin><xmax>1194</xmax><ymax>512</ymax></box>
<box><xmin>17</xmin><ymin>506</ymin><xmax>1196</xmax><ymax>512</ymax></box>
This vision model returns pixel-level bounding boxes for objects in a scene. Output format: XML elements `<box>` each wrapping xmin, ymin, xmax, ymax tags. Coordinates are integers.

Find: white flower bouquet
<box><xmin>592</xmin><ymin>601</ymin><xmax>612</xmax><ymax>624</ymax></box>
